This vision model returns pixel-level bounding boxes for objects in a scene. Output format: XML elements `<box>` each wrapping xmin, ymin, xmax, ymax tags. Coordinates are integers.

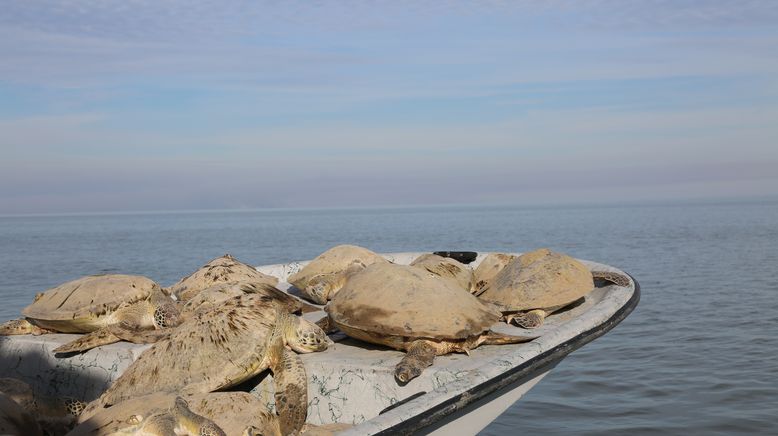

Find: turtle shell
<box><xmin>326</xmin><ymin>263</ymin><xmax>500</xmax><ymax>340</ymax></box>
<box><xmin>287</xmin><ymin>244</ymin><xmax>388</xmax><ymax>290</ymax></box>
<box><xmin>478</xmin><ymin>248</ymin><xmax>594</xmax><ymax>311</ymax></box>
<box><xmin>21</xmin><ymin>274</ymin><xmax>159</xmax><ymax>328</ymax></box>
<box><xmin>410</xmin><ymin>253</ymin><xmax>473</xmax><ymax>291</ymax></box>
<box><xmin>166</xmin><ymin>254</ymin><xmax>278</xmax><ymax>301</ymax></box>
<box><xmin>88</xmin><ymin>294</ymin><xmax>282</xmax><ymax>411</ymax></box>
<box><xmin>182</xmin><ymin>281</ymin><xmax>307</xmax><ymax>315</ymax></box>
<box><xmin>472</xmin><ymin>253</ymin><xmax>517</xmax><ymax>294</ymax></box>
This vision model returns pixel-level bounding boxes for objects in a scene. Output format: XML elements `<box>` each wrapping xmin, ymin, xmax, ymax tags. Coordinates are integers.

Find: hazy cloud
<box><xmin>1</xmin><ymin>1</ymin><xmax>777</xmax><ymax>213</ymax></box>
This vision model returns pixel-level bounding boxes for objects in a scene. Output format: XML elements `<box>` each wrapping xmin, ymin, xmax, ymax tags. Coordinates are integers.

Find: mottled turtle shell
<box><xmin>21</xmin><ymin>274</ymin><xmax>159</xmax><ymax>326</ymax></box>
<box><xmin>410</xmin><ymin>253</ymin><xmax>473</xmax><ymax>291</ymax></box>
<box><xmin>326</xmin><ymin>263</ymin><xmax>500</xmax><ymax>340</ymax></box>
<box><xmin>478</xmin><ymin>248</ymin><xmax>594</xmax><ymax>311</ymax></box>
<box><xmin>287</xmin><ymin>244</ymin><xmax>388</xmax><ymax>290</ymax></box>
<box><xmin>182</xmin><ymin>281</ymin><xmax>309</xmax><ymax>315</ymax></box>
<box><xmin>166</xmin><ymin>254</ymin><xmax>278</xmax><ymax>301</ymax></box>
<box><xmin>472</xmin><ymin>253</ymin><xmax>517</xmax><ymax>294</ymax></box>
<box><xmin>88</xmin><ymin>294</ymin><xmax>284</xmax><ymax>411</ymax></box>
<box><xmin>70</xmin><ymin>392</ymin><xmax>279</xmax><ymax>436</ymax></box>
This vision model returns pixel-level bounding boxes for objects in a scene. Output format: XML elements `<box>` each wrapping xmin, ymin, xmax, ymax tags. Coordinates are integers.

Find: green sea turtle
<box><xmin>71</xmin><ymin>393</ymin><xmax>254</xmax><ymax>436</ymax></box>
<box><xmin>0</xmin><ymin>377</ymin><xmax>85</xmax><ymax>435</ymax></box>
<box><xmin>0</xmin><ymin>274</ymin><xmax>182</xmax><ymax>354</ymax></box>
<box><xmin>71</xmin><ymin>395</ymin><xmax>225</xmax><ymax>436</ymax></box>
<box><xmin>475</xmin><ymin>248</ymin><xmax>631</xmax><ymax>328</ymax></box>
<box><xmin>288</xmin><ymin>245</ymin><xmax>389</xmax><ymax>304</ymax></box>
<box><xmin>409</xmin><ymin>253</ymin><xmax>473</xmax><ymax>291</ymax></box>
<box><xmin>63</xmin><ymin>281</ymin><xmax>321</xmax><ymax>351</ymax></box>
<box><xmin>81</xmin><ymin>293</ymin><xmax>329</xmax><ymax>435</ymax></box>
<box><xmin>471</xmin><ymin>253</ymin><xmax>517</xmax><ymax>294</ymax></box>
<box><xmin>325</xmin><ymin>263</ymin><xmax>537</xmax><ymax>384</ymax></box>
<box><xmin>166</xmin><ymin>254</ymin><xmax>278</xmax><ymax>302</ymax></box>
<box><xmin>72</xmin><ymin>392</ymin><xmax>350</xmax><ymax>436</ymax></box>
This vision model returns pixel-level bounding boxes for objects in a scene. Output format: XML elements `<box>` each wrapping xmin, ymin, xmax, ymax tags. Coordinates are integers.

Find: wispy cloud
<box><xmin>1</xmin><ymin>1</ymin><xmax>777</xmax><ymax>213</ymax></box>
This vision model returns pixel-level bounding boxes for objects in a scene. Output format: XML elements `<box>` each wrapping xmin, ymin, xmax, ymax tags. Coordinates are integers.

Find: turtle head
<box><xmin>63</xmin><ymin>397</ymin><xmax>86</xmax><ymax>417</ymax></box>
<box><xmin>305</xmin><ymin>269</ymin><xmax>356</xmax><ymax>305</ymax></box>
<box><xmin>154</xmin><ymin>302</ymin><xmax>183</xmax><ymax>328</ymax></box>
<box><xmin>286</xmin><ymin>315</ymin><xmax>329</xmax><ymax>353</ymax></box>
<box><xmin>303</xmin><ymin>274</ymin><xmax>339</xmax><ymax>305</ymax></box>
<box><xmin>395</xmin><ymin>363</ymin><xmax>423</xmax><ymax>384</ymax></box>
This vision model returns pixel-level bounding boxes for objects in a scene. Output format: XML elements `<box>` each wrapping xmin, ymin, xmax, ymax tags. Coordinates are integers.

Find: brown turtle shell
<box><xmin>288</xmin><ymin>244</ymin><xmax>388</xmax><ymax>290</ymax></box>
<box><xmin>166</xmin><ymin>254</ymin><xmax>278</xmax><ymax>301</ymax></box>
<box><xmin>182</xmin><ymin>281</ymin><xmax>309</xmax><ymax>315</ymax></box>
<box><xmin>472</xmin><ymin>253</ymin><xmax>517</xmax><ymax>294</ymax></box>
<box><xmin>478</xmin><ymin>248</ymin><xmax>594</xmax><ymax>311</ymax></box>
<box><xmin>21</xmin><ymin>274</ymin><xmax>159</xmax><ymax>322</ymax></box>
<box><xmin>87</xmin><ymin>294</ymin><xmax>283</xmax><ymax>412</ymax></box>
<box><xmin>326</xmin><ymin>263</ymin><xmax>500</xmax><ymax>340</ymax></box>
<box><xmin>409</xmin><ymin>253</ymin><xmax>473</xmax><ymax>291</ymax></box>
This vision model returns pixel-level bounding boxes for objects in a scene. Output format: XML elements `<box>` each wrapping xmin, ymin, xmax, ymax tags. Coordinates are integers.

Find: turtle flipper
<box><xmin>270</xmin><ymin>347</ymin><xmax>308</xmax><ymax>435</ymax></box>
<box><xmin>507</xmin><ymin>309</ymin><xmax>547</xmax><ymax>328</ymax></box>
<box><xmin>53</xmin><ymin>328</ymin><xmax>122</xmax><ymax>354</ymax></box>
<box><xmin>0</xmin><ymin>318</ymin><xmax>51</xmax><ymax>336</ymax></box>
<box><xmin>395</xmin><ymin>340</ymin><xmax>437</xmax><ymax>384</ymax></box>
<box><xmin>108</xmin><ymin>323</ymin><xmax>171</xmax><ymax>344</ymax></box>
<box><xmin>173</xmin><ymin>397</ymin><xmax>226</xmax><ymax>436</ymax></box>
<box><xmin>479</xmin><ymin>330</ymin><xmax>539</xmax><ymax>345</ymax></box>
<box><xmin>592</xmin><ymin>270</ymin><xmax>630</xmax><ymax>287</ymax></box>
<box><xmin>53</xmin><ymin>323</ymin><xmax>170</xmax><ymax>354</ymax></box>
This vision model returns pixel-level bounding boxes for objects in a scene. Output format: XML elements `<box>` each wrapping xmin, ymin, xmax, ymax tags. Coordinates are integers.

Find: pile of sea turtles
<box><xmin>0</xmin><ymin>246</ymin><xmax>629</xmax><ymax>435</ymax></box>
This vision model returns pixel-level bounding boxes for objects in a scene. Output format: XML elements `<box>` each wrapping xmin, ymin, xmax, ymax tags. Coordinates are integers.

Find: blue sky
<box><xmin>1</xmin><ymin>1</ymin><xmax>777</xmax><ymax>214</ymax></box>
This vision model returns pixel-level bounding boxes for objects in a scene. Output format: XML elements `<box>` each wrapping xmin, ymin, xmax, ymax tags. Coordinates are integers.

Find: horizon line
<box><xmin>2</xmin><ymin>194</ymin><xmax>777</xmax><ymax>219</ymax></box>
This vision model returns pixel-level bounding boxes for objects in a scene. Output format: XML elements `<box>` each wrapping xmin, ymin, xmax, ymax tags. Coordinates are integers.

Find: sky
<box><xmin>1</xmin><ymin>0</ymin><xmax>777</xmax><ymax>214</ymax></box>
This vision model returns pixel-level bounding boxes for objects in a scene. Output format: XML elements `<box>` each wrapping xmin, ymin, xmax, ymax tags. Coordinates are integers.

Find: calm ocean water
<box><xmin>0</xmin><ymin>202</ymin><xmax>776</xmax><ymax>434</ymax></box>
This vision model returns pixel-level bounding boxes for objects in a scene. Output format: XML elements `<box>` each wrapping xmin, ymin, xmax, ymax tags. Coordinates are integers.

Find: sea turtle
<box><xmin>471</xmin><ymin>253</ymin><xmax>517</xmax><ymax>294</ymax></box>
<box><xmin>409</xmin><ymin>253</ymin><xmax>473</xmax><ymax>291</ymax></box>
<box><xmin>0</xmin><ymin>377</ymin><xmax>85</xmax><ymax>435</ymax></box>
<box><xmin>288</xmin><ymin>244</ymin><xmax>389</xmax><ymax>304</ymax></box>
<box><xmin>475</xmin><ymin>248</ymin><xmax>631</xmax><ymax>328</ymax></box>
<box><xmin>72</xmin><ymin>392</ymin><xmax>350</xmax><ymax>436</ymax></box>
<box><xmin>0</xmin><ymin>274</ymin><xmax>182</xmax><ymax>354</ymax></box>
<box><xmin>324</xmin><ymin>263</ymin><xmax>537</xmax><ymax>384</ymax></box>
<box><xmin>72</xmin><ymin>395</ymin><xmax>225</xmax><ymax>436</ymax></box>
<box><xmin>68</xmin><ymin>281</ymin><xmax>322</xmax><ymax>351</ymax></box>
<box><xmin>81</xmin><ymin>293</ymin><xmax>329</xmax><ymax>435</ymax></box>
<box><xmin>166</xmin><ymin>254</ymin><xmax>279</xmax><ymax>302</ymax></box>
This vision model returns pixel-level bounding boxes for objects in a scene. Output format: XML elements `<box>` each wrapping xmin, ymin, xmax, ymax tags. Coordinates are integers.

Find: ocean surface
<box><xmin>0</xmin><ymin>202</ymin><xmax>776</xmax><ymax>435</ymax></box>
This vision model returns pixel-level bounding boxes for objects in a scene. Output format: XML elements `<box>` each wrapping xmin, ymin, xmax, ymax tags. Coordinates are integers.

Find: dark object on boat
<box><xmin>432</xmin><ymin>251</ymin><xmax>478</xmax><ymax>264</ymax></box>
